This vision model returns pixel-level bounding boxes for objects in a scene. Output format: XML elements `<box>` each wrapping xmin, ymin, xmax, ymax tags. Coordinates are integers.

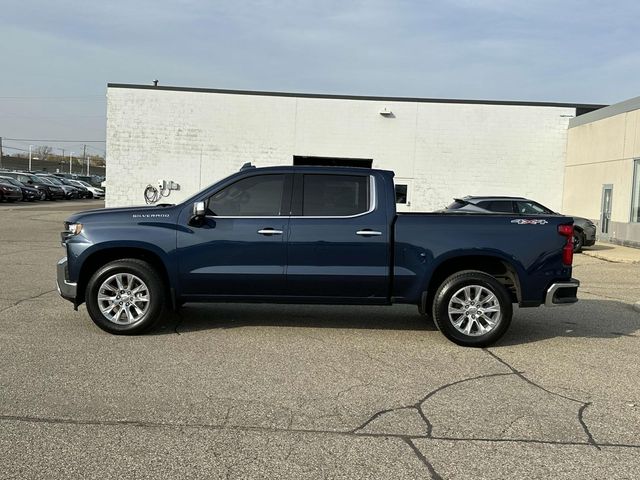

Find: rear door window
<box><xmin>302</xmin><ymin>174</ymin><xmax>370</xmax><ymax>216</ymax></box>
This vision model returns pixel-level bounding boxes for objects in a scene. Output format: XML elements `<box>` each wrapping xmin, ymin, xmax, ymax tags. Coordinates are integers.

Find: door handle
<box><xmin>258</xmin><ymin>228</ymin><xmax>283</xmax><ymax>236</ymax></box>
<box><xmin>356</xmin><ymin>230</ymin><xmax>382</xmax><ymax>236</ymax></box>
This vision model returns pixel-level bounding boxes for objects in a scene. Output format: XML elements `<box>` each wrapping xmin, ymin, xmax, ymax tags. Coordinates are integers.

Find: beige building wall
<box><xmin>564</xmin><ymin>101</ymin><xmax>640</xmax><ymax>246</ymax></box>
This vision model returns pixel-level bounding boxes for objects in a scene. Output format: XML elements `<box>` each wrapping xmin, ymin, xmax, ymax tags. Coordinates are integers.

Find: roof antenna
<box><xmin>153</xmin><ymin>79</ymin><xmax>159</xmax><ymax>86</ymax></box>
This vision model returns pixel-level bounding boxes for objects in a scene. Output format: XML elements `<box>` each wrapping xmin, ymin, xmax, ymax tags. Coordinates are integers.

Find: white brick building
<box><xmin>106</xmin><ymin>84</ymin><xmax>603</xmax><ymax>211</ymax></box>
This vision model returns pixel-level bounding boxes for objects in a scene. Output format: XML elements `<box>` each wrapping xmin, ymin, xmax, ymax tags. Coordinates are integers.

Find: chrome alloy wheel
<box><xmin>447</xmin><ymin>285</ymin><xmax>501</xmax><ymax>336</ymax></box>
<box><xmin>97</xmin><ymin>273</ymin><xmax>150</xmax><ymax>325</ymax></box>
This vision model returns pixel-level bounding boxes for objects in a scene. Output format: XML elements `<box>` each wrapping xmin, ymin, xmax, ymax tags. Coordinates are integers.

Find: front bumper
<box><xmin>1</xmin><ymin>190</ymin><xmax>22</xmax><ymax>201</ymax></box>
<box><xmin>49</xmin><ymin>189</ymin><xmax>65</xmax><ymax>199</ymax></box>
<box><xmin>545</xmin><ymin>279</ymin><xmax>580</xmax><ymax>307</ymax></box>
<box><xmin>22</xmin><ymin>190</ymin><xmax>38</xmax><ymax>200</ymax></box>
<box><xmin>56</xmin><ymin>257</ymin><xmax>77</xmax><ymax>303</ymax></box>
<box><xmin>583</xmin><ymin>225</ymin><xmax>597</xmax><ymax>245</ymax></box>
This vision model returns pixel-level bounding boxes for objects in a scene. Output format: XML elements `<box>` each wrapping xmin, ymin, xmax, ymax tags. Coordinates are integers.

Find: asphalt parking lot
<box><xmin>1</xmin><ymin>200</ymin><xmax>639</xmax><ymax>479</ymax></box>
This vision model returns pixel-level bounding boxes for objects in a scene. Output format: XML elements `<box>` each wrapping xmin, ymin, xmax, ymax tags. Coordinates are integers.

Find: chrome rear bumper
<box><xmin>545</xmin><ymin>279</ymin><xmax>580</xmax><ymax>307</ymax></box>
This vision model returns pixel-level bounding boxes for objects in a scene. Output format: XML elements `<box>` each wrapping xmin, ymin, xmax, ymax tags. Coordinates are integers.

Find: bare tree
<box><xmin>34</xmin><ymin>145</ymin><xmax>52</xmax><ymax>161</ymax></box>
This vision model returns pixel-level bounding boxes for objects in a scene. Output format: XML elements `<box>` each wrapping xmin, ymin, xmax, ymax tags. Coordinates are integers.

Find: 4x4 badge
<box><xmin>511</xmin><ymin>219</ymin><xmax>549</xmax><ymax>225</ymax></box>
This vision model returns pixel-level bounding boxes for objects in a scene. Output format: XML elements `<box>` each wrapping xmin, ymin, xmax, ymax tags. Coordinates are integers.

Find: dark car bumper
<box><xmin>583</xmin><ymin>225</ymin><xmax>597</xmax><ymax>246</ymax></box>
<box><xmin>1</xmin><ymin>190</ymin><xmax>23</xmax><ymax>201</ymax></box>
<box><xmin>47</xmin><ymin>188</ymin><xmax>65</xmax><ymax>200</ymax></box>
<box><xmin>56</xmin><ymin>257</ymin><xmax>77</xmax><ymax>303</ymax></box>
<box><xmin>21</xmin><ymin>188</ymin><xmax>39</xmax><ymax>201</ymax></box>
<box><xmin>64</xmin><ymin>190</ymin><xmax>79</xmax><ymax>199</ymax></box>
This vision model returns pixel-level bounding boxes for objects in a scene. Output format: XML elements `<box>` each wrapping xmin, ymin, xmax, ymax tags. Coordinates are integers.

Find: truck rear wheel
<box><xmin>85</xmin><ymin>259</ymin><xmax>165</xmax><ymax>335</ymax></box>
<box><xmin>432</xmin><ymin>270</ymin><xmax>512</xmax><ymax>347</ymax></box>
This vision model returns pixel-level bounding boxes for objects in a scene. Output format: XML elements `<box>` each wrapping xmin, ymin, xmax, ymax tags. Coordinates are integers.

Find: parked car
<box><xmin>0</xmin><ymin>175</ymin><xmax>41</xmax><ymax>201</ymax></box>
<box><xmin>58</xmin><ymin>177</ymin><xmax>92</xmax><ymax>198</ymax></box>
<box><xmin>68</xmin><ymin>179</ymin><xmax>104</xmax><ymax>199</ymax></box>
<box><xmin>36</xmin><ymin>174</ymin><xmax>79</xmax><ymax>199</ymax></box>
<box><xmin>1</xmin><ymin>171</ymin><xmax>64</xmax><ymax>200</ymax></box>
<box><xmin>444</xmin><ymin>196</ymin><xmax>596</xmax><ymax>252</ymax></box>
<box><xmin>0</xmin><ymin>179</ymin><xmax>23</xmax><ymax>202</ymax></box>
<box><xmin>58</xmin><ymin>165</ymin><xmax>579</xmax><ymax>347</ymax></box>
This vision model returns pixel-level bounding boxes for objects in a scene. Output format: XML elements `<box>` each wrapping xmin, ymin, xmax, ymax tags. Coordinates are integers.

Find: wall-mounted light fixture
<box><xmin>379</xmin><ymin>107</ymin><xmax>394</xmax><ymax>117</ymax></box>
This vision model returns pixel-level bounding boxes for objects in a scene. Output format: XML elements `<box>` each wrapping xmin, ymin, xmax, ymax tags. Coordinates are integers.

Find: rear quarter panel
<box><xmin>393</xmin><ymin>213</ymin><xmax>573</xmax><ymax>305</ymax></box>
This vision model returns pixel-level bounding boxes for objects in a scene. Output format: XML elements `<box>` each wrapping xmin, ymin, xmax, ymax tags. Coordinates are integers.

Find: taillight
<box><xmin>558</xmin><ymin>223</ymin><xmax>574</xmax><ymax>266</ymax></box>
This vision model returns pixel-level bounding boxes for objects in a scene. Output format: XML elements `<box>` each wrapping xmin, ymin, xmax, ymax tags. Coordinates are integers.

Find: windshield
<box><xmin>0</xmin><ymin>177</ymin><xmax>21</xmax><ymax>187</ymax></box>
<box><xmin>43</xmin><ymin>176</ymin><xmax>63</xmax><ymax>185</ymax></box>
<box><xmin>37</xmin><ymin>177</ymin><xmax>55</xmax><ymax>185</ymax></box>
<box><xmin>23</xmin><ymin>174</ymin><xmax>44</xmax><ymax>184</ymax></box>
<box><xmin>78</xmin><ymin>180</ymin><xmax>93</xmax><ymax>187</ymax></box>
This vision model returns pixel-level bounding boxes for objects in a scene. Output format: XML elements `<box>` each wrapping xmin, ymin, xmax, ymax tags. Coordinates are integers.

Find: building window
<box><xmin>632</xmin><ymin>159</ymin><xmax>640</xmax><ymax>223</ymax></box>
<box><xmin>395</xmin><ymin>184</ymin><xmax>408</xmax><ymax>204</ymax></box>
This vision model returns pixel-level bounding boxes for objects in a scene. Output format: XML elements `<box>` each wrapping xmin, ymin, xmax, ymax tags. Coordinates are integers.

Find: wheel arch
<box><xmin>421</xmin><ymin>254</ymin><xmax>522</xmax><ymax>316</ymax></box>
<box><xmin>76</xmin><ymin>246</ymin><xmax>173</xmax><ymax>306</ymax></box>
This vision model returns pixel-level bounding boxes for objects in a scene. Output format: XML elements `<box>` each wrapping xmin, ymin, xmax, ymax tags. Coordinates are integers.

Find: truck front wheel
<box><xmin>432</xmin><ymin>270</ymin><xmax>512</xmax><ymax>347</ymax></box>
<box><xmin>85</xmin><ymin>259</ymin><xmax>165</xmax><ymax>335</ymax></box>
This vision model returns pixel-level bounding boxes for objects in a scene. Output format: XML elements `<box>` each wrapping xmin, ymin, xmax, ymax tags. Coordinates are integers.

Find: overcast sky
<box><xmin>1</xmin><ymin>0</ymin><xmax>639</xmax><ymax>156</ymax></box>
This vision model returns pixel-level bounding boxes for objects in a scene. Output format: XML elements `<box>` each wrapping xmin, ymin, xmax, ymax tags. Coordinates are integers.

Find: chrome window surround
<box><xmin>205</xmin><ymin>175</ymin><xmax>377</xmax><ymax>220</ymax></box>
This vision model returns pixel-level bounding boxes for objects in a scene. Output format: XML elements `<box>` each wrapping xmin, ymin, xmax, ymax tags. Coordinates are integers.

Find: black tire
<box><xmin>573</xmin><ymin>232</ymin><xmax>584</xmax><ymax>253</ymax></box>
<box><xmin>432</xmin><ymin>270</ymin><xmax>512</xmax><ymax>347</ymax></box>
<box><xmin>85</xmin><ymin>259</ymin><xmax>165</xmax><ymax>335</ymax></box>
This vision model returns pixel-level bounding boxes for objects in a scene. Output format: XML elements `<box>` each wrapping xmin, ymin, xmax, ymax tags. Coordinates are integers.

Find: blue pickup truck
<box><xmin>57</xmin><ymin>165</ymin><xmax>579</xmax><ymax>347</ymax></box>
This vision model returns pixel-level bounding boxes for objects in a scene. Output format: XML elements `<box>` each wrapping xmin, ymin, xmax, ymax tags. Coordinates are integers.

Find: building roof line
<box><xmin>569</xmin><ymin>95</ymin><xmax>640</xmax><ymax>128</ymax></box>
<box><xmin>106</xmin><ymin>83</ymin><xmax>606</xmax><ymax>111</ymax></box>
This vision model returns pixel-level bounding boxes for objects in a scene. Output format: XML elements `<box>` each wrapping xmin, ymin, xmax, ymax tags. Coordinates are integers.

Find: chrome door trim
<box><xmin>205</xmin><ymin>175</ymin><xmax>377</xmax><ymax>220</ymax></box>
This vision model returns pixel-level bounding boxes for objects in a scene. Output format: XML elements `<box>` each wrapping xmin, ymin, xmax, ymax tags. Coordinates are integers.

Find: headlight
<box><xmin>66</xmin><ymin>223</ymin><xmax>83</xmax><ymax>235</ymax></box>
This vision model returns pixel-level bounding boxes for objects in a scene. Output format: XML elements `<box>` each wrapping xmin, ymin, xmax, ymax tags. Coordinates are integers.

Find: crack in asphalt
<box><xmin>0</xmin><ymin>289</ymin><xmax>57</xmax><ymax>315</ymax></box>
<box><xmin>2</xmin><ymin>412</ymin><xmax>638</xmax><ymax>450</ymax></box>
<box><xmin>484</xmin><ymin>349</ymin><xmax>602</xmax><ymax>450</ymax></box>
<box><xmin>0</xmin><ymin>350</ymin><xmax>618</xmax><ymax>479</ymax></box>
<box><xmin>351</xmin><ymin>371</ymin><xmax>516</xmax><ymax>436</ymax></box>
<box><xmin>402</xmin><ymin>437</ymin><xmax>443</xmax><ymax>480</ymax></box>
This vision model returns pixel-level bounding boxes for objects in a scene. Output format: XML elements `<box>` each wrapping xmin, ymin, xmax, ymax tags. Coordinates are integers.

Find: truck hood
<box><xmin>66</xmin><ymin>204</ymin><xmax>180</xmax><ymax>224</ymax></box>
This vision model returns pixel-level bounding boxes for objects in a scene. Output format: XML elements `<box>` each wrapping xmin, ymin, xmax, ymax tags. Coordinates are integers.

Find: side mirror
<box><xmin>190</xmin><ymin>201</ymin><xmax>206</xmax><ymax>226</ymax></box>
<box><xmin>193</xmin><ymin>201</ymin><xmax>205</xmax><ymax>217</ymax></box>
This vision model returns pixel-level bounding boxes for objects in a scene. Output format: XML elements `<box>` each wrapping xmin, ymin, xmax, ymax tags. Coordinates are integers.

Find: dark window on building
<box><xmin>206</xmin><ymin>174</ymin><xmax>285</xmax><ymax>216</ymax></box>
<box><xmin>395</xmin><ymin>184</ymin><xmax>408</xmax><ymax>204</ymax></box>
<box><xmin>302</xmin><ymin>174</ymin><xmax>369</xmax><ymax>216</ymax></box>
<box><xmin>632</xmin><ymin>159</ymin><xmax>640</xmax><ymax>223</ymax></box>
<box><xmin>293</xmin><ymin>156</ymin><xmax>373</xmax><ymax>168</ymax></box>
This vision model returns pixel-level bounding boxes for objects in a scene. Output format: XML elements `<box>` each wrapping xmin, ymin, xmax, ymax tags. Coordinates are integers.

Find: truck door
<box><xmin>178</xmin><ymin>173</ymin><xmax>292</xmax><ymax>297</ymax></box>
<box><xmin>285</xmin><ymin>173</ymin><xmax>390</xmax><ymax>301</ymax></box>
